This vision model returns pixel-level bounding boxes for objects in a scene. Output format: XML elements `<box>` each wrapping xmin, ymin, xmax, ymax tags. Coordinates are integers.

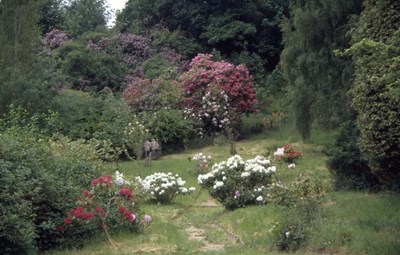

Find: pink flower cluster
<box><xmin>43</xmin><ymin>29</ymin><xmax>69</xmax><ymax>49</ymax></box>
<box><xmin>181</xmin><ymin>54</ymin><xmax>258</xmax><ymax>132</ymax></box>
<box><xmin>118</xmin><ymin>206</ymin><xmax>136</xmax><ymax>222</ymax></box>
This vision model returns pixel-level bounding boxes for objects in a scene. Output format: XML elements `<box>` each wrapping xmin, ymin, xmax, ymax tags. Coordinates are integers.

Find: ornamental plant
<box><xmin>43</xmin><ymin>29</ymin><xmax>69</xmax><ymax>49</ymax></box>
<box><xmin>62</xmin><ymin>171</ymin><xmax>150</xmax><ymax>246</ymax></box>
<box><xmin>181</xmin><ymin>54</ymin><xmax>258</xmax><ymax>134</ymax></box>
<box><xmin>273</xmin><ymin>145</ymin><xmax>303</xmax><ymax>163</ymax></box>
<box><xmin>198</xmin><ymin>155</ymin><xmax>276</xmax><ymax>210</ymax></box>
<box><xmin>192</xmin><ymin>152</ymin><xmax>212</xmax><ymax>173</ymax></box>
<box><xmin>136</xmin><ymin>172</ymin><xmax>196</xmax><ymax>204</ymax></box>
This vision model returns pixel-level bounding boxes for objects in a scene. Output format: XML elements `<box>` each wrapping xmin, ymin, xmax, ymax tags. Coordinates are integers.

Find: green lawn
<box><xmin>47</xmin><ymin>127</ymin><xmax>400</xmax><ymax>255</ymax></box>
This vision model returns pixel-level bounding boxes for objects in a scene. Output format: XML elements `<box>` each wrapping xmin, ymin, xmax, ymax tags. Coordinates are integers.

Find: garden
<box><xmin>1</xmin><ymin>0</ymin><xmax>399</xmax><ymax>254</ymax></box>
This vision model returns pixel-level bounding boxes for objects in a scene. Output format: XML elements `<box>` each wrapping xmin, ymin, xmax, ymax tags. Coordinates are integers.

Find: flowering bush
<box><xmin>274</xmin><ymin>145</ymin><xmax>303</xmax><ymax>163</ymax></box>
<box><xmin>123</xmin><ymin>119</ymin><xmax>150</xmax><ymax>159</ymax></box>
<box><xmin>43</xmin><ymin>29</ymin><xmax>69</xmax><ymax>49</ymax></box>
<box><xmin>136</xmin><ymin>172</ymin><xmax>195</xmax><ymax>203</ymax></box>
<box><xmin>123</xmin><ymin>78</ymin><xmax>184</xmax><ymax>113</ymax></box>
<box><xmin>62</xmin><ymin>171</ymin><xmax>150</xmax><ymax>245</ymax></box>
<box><xmin>198</xmin><ymin>155</ymin><xmax>276</xmax><ymax>210</ymax></box>
<box><xmin>181</xmin><ymin>54</ymin><xmax>258</xmax><ymax>134</ymax></box>
<box><xmin>192</xmin><ymin>153</ymin><xmax>212</xmax><ymax>172</ymax></box>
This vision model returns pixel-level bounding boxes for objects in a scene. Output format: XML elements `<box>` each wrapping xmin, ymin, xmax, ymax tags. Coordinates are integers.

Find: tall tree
<box><xmin>0</xmin><ymin>0</ymin><xmax>54</xmax><ymax>113</ymax></box>
<box><xmin>280</xmin><ymin>0</ymin><xmax>361</xmax><ymax>140</ymax></box>
<box><xmin>38</xmin><ymin>0</ymin><xmax>64</xmax><ymax>35</ymax></box>
<box><xmin>348</xmin><ymin>0</ymin><xmax>400</xmax><ymax>188</ymax></box>
<box><xmin>116</xmin><ymin>0</ymin><xmax>289</xmax><ymax>73</ymax></box>
<box><xmin>62</xmin><ymin>0</ymin><xmax>109</xmax><ymax>38</ymax></box>
<box><xmin>0</xmin><ymin>0</ymin><xmax>41</xmax><ymax>72</ymax></box>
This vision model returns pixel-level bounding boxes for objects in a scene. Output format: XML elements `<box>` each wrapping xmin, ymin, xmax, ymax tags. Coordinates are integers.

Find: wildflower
<box><xmin>256</xmin><ymin>196</ymin><xmax>263</xmax><ymax>202</ymax></box>
<box><xmin>288</xmin><ymin>163</ymin><xmax>296</xmax><ymax>169</ymax></box>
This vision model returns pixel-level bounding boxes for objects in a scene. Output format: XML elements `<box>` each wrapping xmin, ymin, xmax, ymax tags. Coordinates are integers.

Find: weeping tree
<box><xmin>280</xmin><ymin>0</ymin><xmax>361</xmax><ymax>140</ymax></box>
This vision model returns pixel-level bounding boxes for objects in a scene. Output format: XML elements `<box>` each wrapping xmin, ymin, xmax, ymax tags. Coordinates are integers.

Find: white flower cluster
<box><xmin>273</xmin><ymin>147</ymin><xmax>285</xmax><ymax>157</ymax></box>
<box><xmin>192</xmin><ymin>153</ymin><xmax>212</xmax><ymax>163</ymax></box>
<box><xmin>244</xmin><ymin>155</ymin><xmax>276</xmax><ymax>176</ymax></box>
<box><xmin>198</xmin><ymin>155</ymin><xmax>276</xmax><ymax>186</ymax></box>
<box><xmin>136</xmin><ymin>172</ymin><xmax>195</xmax><ymax>202</ymax></box>
<box><xmin>114</xmin><ymin>171</ymin><xmax>130</xmax><ymax>186</ymax></box>
<box><xmin>184</xmin><ymin>90</ymin><xmax>232</xmax><ymax>130</ymax></box>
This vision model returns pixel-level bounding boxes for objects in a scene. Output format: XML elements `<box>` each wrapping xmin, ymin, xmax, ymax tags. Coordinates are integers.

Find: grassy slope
<box><xmin>47</xmin><ymin>126</ymin><xmax>400</xmax><ymax>255</ymax></box>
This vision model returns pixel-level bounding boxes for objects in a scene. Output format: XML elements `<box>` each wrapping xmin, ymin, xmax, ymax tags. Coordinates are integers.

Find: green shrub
<box><xmin>326</xmin><ymin>121</ymin><xmax>379</xmax><ymax>190</ymax></box>
<box><xmin>0</xmin><ymin>126</ymin><xmax>99</xmax><ymax>253</ymax></box>
<box><xmin>269</xmin><ymin>173</ymin><xmax>324</xmax><ymax>251</ymax></box>
<box><xmin>141</xmin><ymin>108</ymin><xmax>197</xmax><ymax>152</ymax></box>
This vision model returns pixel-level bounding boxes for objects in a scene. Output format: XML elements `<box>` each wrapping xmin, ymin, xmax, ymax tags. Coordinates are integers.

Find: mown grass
<box><xmin>46</xmin><ymin>123</ymin><xmax>400</xmax><ymax>255</ymax></box>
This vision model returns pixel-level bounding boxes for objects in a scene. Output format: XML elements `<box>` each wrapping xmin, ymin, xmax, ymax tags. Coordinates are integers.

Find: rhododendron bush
<box><xmin>181</xmin><ymin>54</ymin><xmax>258</xmax><ymax>133</ymax></box>
<box><xmin>136</xmin><ymin>172</ymin><xmax>195</xmax><ymax>204</ymax></box>
<box><xmin>198</xmin><ymin>155</ymin><xmax>276</xmax><ymax>210</ymax></box>
<box><xmin>61</xmin><ymin>171</ymin><xmax>150</xmax><ymax>245</ymax></box>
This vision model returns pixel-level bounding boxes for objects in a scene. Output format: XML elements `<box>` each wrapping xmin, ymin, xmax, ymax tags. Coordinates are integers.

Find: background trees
<box><xmin>116</xmin><ymin>0</ymin><xmax>289</xmax><ymax>77</ymax></box>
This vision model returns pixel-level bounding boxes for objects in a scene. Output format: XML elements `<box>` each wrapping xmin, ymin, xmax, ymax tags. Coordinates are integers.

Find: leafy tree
<box><xmin>58</xmin><ymin>40</ymin><xmax>126</xmax><ymax>91</ymax></box>
<box><xmin>0</xmin><ymin>0</ymin><xmax>58</xmax><ymax>114</ymax></box>
<box><xmin>280</xmin><ymin>0</ymin><xmax>361</xmax><ymax>140</ymax></box>
<box><xmin>38</xmin><ymin>0</ymin><xmax>64</xmax><ymax>34</ymax></box>
<box><xmin>348</xmin><ymin>0</ymin><xmax>400</xmax><ymax>189</ymax></box>
<box><xmin>116</xmin><ymin>0</ymin><xmax>289</xmax><ymax>73</ymax></box>
<box><xmin>0</xmin><ymin>0</ymin><xmax>41</xmax><ymax>72</ymax></box>
<box><xmin>62</xmin><ymin>0</ymin><xmax>109</xmax><ymax>38</ymax></box>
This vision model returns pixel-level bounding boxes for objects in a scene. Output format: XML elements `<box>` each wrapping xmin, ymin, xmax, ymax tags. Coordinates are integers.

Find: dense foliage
<box><xmin>116</xmin><ymin>0</ymin><xmax>289</xmax><ymax>74</ymax></box>
<box><xmin>348</xmin><ymin>0</ymin><xmax>400</xmax><ymax>189</ymax></box>
<box><xmin>326</xmin><ymin>121</ymin><xmax>379</xmax><ymax>190</ymax></box>
<box><xmin>0</xmin><ymin>112</ymin><xmax>99</xmax><ymax>254</ymax></box>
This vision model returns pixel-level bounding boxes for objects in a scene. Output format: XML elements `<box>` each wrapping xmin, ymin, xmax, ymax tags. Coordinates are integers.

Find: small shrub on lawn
<box><xmin>273</xmin><ymin>145</ymin><xmax>303</xmax><ymax>163</ymax></box>
<box><xmin>62</xmin><ymin>171</ymin><xmax>150</xmax><ymax>246</ymax></box>
<box><xmin>269</xmin><ymin>173</ymin><xmax>325</xmax><ymax>251</ymax></box>
<box><xmin>198</xmin><ymin>155</ymin><xmax>276</xmax><ymax>210</ymax></box>
<box><xmin>191</xmin><ymin>152</ymin><xmax>213</xmax><ymax>173</ymax></box>
<box><xmin>136</xmin><ymin>172</ymin><xmax>195</xmax><ymax>204</ymax></box>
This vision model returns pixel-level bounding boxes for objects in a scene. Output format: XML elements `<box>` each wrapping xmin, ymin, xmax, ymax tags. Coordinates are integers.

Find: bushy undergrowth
<box><xmin>0</xmin><ymin>127</ymin><xmax>99</xmax><ymax>254</ymax></box>
<box><xmin>269</xmin><ymin>173</ymin><xmax>325</xmax><ymax>251</ymax></box>
<box><xmin>326</xmin><ymin>121</ymin><xmax>379</xmax><ymax>190</ymax></box>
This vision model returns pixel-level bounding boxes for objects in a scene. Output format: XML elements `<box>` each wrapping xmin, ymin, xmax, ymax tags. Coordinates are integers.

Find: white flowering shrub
<box><xmin>192</xmin><ymin>152</ymin><xmax>212</xmax><ymax>172</ymax></box>
<box><xmin>136</xmin><ymin>172</ymin><xmax>195</xmax><ymax>203</ymax></box>
<box><xmin>198</xmin><ymin>155</ymin><xmax>276</xmax><ymax>210</ymax></box>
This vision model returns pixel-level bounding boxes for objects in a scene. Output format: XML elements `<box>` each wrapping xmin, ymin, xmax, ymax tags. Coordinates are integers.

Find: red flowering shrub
<box><xmin>274</xmin><ymin>145</ymin><xmax>303</xmax><ymax>163</ymax></box>
<box><xmin>61</xmin><ymin>172</ymin><xmax>150</xmax><ymax>246</ymax></box>
<box><xmin>180</xmin><ymin>54</ymin><xmax>258</xmax><ymax>133</ymax></box>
